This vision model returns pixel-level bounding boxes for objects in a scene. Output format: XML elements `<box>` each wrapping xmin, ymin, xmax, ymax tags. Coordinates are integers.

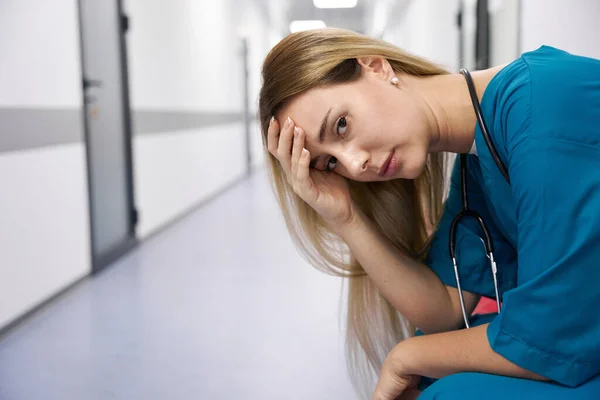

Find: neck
<box><xmin>404</xmin><ymin>68</ymin><xmax>499</xmax><ymax>154</ymax></box>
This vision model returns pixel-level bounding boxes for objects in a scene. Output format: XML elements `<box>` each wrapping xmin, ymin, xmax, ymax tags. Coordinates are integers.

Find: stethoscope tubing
<box><xmin>450</xmin><ymin>69</ymin><xmax>511</xmax><ymax>327</ymax></box>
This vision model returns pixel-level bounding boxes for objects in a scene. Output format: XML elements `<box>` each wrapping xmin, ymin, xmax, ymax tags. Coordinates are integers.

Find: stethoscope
<box><xmin>450</xmin><ymin>69</ymin><xmax>511</xmax><ymax>329</ymax></box>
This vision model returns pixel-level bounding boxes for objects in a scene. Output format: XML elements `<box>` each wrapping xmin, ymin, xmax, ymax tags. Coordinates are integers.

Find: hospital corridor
<box><xmin>1</xmin><ymin>0</ymin><xmax>599</xmax><ymax>399</ymax></box>
<box><xmin>0</xmin><ymin>171</ymin><xmax>357</xmax><ymax>399</ymax></box>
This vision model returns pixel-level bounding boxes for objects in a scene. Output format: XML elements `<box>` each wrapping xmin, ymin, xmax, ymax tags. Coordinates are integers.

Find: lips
<box><xmin>378</xmin><ymin>151</ymin><xmax>397</xmax><ymax>177</ymax></box>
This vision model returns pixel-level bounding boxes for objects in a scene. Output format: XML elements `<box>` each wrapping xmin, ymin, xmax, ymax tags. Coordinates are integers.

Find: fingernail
<box><xmin>269</xmin><ymin>116</ymin><xmax>274</xmax><ymax>126</ymax></box>
<box><xmin>294</xmin><ymin>127</ymin><xmax>299</xmax><ymax>138</ymax></box>
<box><xmin>286</xmin><ymin>117</ymin><xmax>292</xmax><ymax>128</ymax></box>
<box><xmin>302</xmin><ymin>148</ymin><xmax>308</xmax><ymax>157</ymax></box>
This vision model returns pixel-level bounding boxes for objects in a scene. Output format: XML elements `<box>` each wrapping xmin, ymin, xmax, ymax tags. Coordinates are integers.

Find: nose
<box><xmin>339</xmin><ymin>147</ymin><xmax>370</xmax><ymax>177</ymax></box>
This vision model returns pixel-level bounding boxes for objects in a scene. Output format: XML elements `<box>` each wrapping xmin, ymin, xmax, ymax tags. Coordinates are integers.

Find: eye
<box><xmin>326</xmin><ymin>156</ymin><xmax>338</xmax><ymax>172</ymax></box>
<box><xmin>325</xmin><ymin>117</ymin><xmax>348</xmax><ymax>171</ymax></box>
<box><xmin>336</xmin><ymin>117</ymin><xmax>348</xmax><ymax>137</ymax></box>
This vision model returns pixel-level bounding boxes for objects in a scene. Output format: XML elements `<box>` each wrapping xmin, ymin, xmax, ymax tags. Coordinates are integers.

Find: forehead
<box><xmin>277</xmin><ymin>85</ymin><xmax>341</xmax><ymax>136</ymax></box>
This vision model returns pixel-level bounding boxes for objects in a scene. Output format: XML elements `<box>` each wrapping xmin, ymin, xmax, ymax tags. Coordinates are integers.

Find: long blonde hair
<box><xmin>258</xmin><ymin>28</ymin><xmax>450</xmax><ymax>397</ymax></box>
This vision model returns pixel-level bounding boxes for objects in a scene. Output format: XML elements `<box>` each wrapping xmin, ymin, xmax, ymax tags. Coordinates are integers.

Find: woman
<box><xmin>258</xmin><ymin>28</ymin><xmax>600</xmax><ymax>399</ymax></box>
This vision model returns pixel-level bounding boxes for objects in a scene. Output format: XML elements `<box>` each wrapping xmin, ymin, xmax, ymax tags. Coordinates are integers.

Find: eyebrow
<box><xmin>310</xmin><ymin>107</ymin><xmax>332</xmax><ymax>169</ymax></box>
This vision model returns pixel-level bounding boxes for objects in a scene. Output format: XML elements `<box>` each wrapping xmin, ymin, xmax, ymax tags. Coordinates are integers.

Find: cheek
<box><xmin>398</xmin><ymin>106</ymin><xmax>424</xmax><ymax>132</ymax></box>
<box><xmin>400</xmin><ymin>142</ymin><xmax>429</xmax><ymax>179</ymax></box>
<box><xmin>352</xmin><ymin>108</ymin><xmax>392</xmax><ymax>144</ymax></box>
<box><xmin>369</xmin><ymin>102</ymin><xmax>415</xmax><ymax>143</ymax></box>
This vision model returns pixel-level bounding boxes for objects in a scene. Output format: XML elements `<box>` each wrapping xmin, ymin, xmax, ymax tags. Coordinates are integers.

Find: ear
<box><xmin>356</xmin><ymin>56</ymin><xmax>394</xmax><ymax>81</ymax></box>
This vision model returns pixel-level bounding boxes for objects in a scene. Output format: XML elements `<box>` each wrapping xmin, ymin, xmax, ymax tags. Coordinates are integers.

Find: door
<box><xmin>78</xmin><ymin>0</ymin><xmax>137</xmax><ymax>272</ymax></box>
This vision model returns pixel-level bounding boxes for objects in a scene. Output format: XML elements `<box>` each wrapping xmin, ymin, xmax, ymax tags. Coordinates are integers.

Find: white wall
<box><xmin>0</xmin><ymin>1</ymin><xmax>83</xmax><ymax>107</ymax></box>
<box><xmin>520</xmin><ymin>0</ymin><xmax>600</xmax><ymax>58</ymax></box>
<box><xmin>0</xmin><ymin>145</ymin><xmax>90</xmax><ymax>329</ymax></box>
<box><xmin>488</xmin><ymin>0</ymin><xmax>520</xmax><ymax>66</ymax></box>
<box><xmin>125</xmin><ymin>0</ymin><xmax>272</xmax><ymax>237</ymax></box>
<box><xmin>239</xmin><ymin>0</ymin><xmax>282</xmax><ymax>171</ymax></box>
<box><xmin>0</xmin><ymin>0</ymin><xmax>91</xmax><ymax>329</ymax></box>
<box><xmin>125</xmin><ymin>0</ymin><xmax>244</xmax><ymax>112</ymax></box>
<box><xmin>134</xmin><ymin>124</ymin><xmax>246</xmax><ymax>237</ymax></box>
<box><xmin>383</xmin><ymin>0</ymin><xmax>461</xmax><ymax>72</ymax></box>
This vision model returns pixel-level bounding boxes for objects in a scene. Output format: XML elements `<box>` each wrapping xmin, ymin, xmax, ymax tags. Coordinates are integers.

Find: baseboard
<box><xmin>0</xmin><ymin>274</ymin><xmax>88</xmax><ymax>340</ymax></box>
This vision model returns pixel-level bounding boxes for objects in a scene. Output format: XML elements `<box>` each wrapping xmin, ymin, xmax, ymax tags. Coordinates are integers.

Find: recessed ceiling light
<box><xmin>313</xmin><ymin>0</ymin><xmax>357</xmax><ymax>9</ymax></box>
<box><xmin>290</xmin><ymin>20</ymin><xmax>327</xmax><ymax>33</ymax></box>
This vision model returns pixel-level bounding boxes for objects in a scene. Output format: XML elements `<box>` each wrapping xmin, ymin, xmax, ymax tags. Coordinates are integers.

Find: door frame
<box><xmin>77</xmin><ymin>0</ymin><xmax>138</xmax><ymax>274</ymax></box>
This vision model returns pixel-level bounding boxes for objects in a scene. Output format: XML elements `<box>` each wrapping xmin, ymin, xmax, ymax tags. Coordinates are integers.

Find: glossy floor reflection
<box><xmin>0</xmin><ymin>169</ymin><xmax>359</xmax><ymax>400</ymax></box>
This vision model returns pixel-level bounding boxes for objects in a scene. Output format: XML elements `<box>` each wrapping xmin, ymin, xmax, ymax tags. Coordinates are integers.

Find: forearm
<box><xmin>401</xmin><ymin>324</ymin><xmax>549</xmax><ymax>381</ymax></box>
<box><xmin>331</xmin><ymin>207</ymin><xmax>461</xmax><ymax>333</ymax></box>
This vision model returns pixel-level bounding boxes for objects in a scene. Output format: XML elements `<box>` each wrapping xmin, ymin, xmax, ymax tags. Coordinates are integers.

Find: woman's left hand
<box><xmin>372</xmin><ymin>341</ymin><xmax>421</xmax><ymax>400</ymax></box>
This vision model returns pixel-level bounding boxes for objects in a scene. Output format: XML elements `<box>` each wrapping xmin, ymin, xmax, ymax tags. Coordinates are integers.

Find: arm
<box><xmin>331</xmin><ymin>206</ymin><xmax>479</xmax><ymax>334</ymax></box>
<box><xmin>372</xmin><ymin>324</ymin><xmax>549</xmax><ymax>400</ymax></box>
<box><xmin>399</xmin><ymin>324</ymin><xmax>548</xmax><ymax>381</ymax></box>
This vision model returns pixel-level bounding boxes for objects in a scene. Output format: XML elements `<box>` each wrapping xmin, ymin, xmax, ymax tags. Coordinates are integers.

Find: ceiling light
<box><xmin>290</xmin><ymin>20</ymin><xmax>327</xmax><ymax>33</ymax></box>
<box><xmin>313</xmin><ymin>0</ymin><xmax>357</xmax><ymax>9</ymax></box>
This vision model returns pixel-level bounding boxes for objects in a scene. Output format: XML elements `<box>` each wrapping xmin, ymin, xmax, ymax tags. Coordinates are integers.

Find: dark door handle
<box><xmin>83</xmin><ymin>78</ymin><xmax>103</xmax><ymax>89</ymax></box>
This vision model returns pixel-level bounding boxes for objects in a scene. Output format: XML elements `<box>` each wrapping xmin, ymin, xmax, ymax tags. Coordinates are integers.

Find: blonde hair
<box><xmin>258</xmin><ymin>28</ymin><xmax>449</xmax><ymax>397</ymax></box>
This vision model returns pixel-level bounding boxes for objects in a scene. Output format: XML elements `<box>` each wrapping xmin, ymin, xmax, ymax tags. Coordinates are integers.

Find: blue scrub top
<box><xmin>424</xmin><ymin>45</ymin><xmax>600</xmax><ymax>387</ymax></box>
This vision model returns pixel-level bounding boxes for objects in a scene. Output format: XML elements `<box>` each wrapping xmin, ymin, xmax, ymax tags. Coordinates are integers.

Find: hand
<box><xmin>267</xmin><ymin>116</ymin><xmax>355</xmax><ymax>227</ymax></box>
<box><xmin>372</xmin><ymin>342</ymin><xmax>421</xmax><ymax>400</ymax></box>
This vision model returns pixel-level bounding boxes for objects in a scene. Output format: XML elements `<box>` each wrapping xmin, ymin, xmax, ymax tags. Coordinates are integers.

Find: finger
<box><xmin>277</xmin><ymin>117</ymin><xmax>295</xmax><ymax>173</ymax></box>
<box><xmin>290</xmin><ymin>126</ymin><xmax>304</xmax><ymax>177</ymax></box>
<box><xmin>266</xmin><ymin>116</ymin><xmax>279</xmax><ymax>156</ymax></box>
<box><xmin>295</xmin><ymin>148</ymin><xmax>313</xmax><ymax>199</ymax></box>
<box><xmin>372</xmin><ymin>366</ymin><xmax>405</xmax><ymax>400</ymax></box>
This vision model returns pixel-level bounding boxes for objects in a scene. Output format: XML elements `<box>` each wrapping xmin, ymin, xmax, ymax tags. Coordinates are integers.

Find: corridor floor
<box><xmin>0</xmin><ymin>170</ymin><xmax>359</xmax><ymax>400</ymax></box>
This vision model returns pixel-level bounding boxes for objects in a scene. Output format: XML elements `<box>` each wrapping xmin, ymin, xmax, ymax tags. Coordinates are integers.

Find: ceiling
<box><xmin>256</xmin><ymin>0</ymin><xmax>412</xmax><ymax>37</ymax></box>
<box><xmin>286</xmin><ymin>0</ymin><xmax>368</xmax><ymax>33</ymax></box>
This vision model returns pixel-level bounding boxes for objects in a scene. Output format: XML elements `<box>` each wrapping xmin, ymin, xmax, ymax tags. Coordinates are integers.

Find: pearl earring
<box><xmin>390</xmin><ymin>76</ymin><xmax>399</xmax><ymax>85</ymax></box>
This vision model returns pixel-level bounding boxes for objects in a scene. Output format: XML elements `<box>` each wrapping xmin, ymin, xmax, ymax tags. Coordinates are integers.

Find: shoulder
<box><xmin>477</xmin><ymin>50</ymin><xmax>532</xmax><ymax>163</ymax></box>
<box><xmin>521</xmin><ymin>46</ymin><xmax>600</xmax><ymax>145</ymax></box>
<box><xmin>484</xmin><ymin>44</ymin><xmax>599</xmax><ymax>118</ymax></box>
<box><xmin>520</xmin><ymin>45</ymin><xmax>600</xmax><ymax>81</ymax></box>
<box><xmin>484</xmin><ymin>45</ymin><xmax>600</xmax><ymax>154</ymax></box>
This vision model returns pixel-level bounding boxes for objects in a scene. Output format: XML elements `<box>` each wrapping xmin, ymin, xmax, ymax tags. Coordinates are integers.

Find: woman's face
<box><xmin>276</xmin><ymin>58</ymin><xmax>432</xmax><ymax>182</ymax></box>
